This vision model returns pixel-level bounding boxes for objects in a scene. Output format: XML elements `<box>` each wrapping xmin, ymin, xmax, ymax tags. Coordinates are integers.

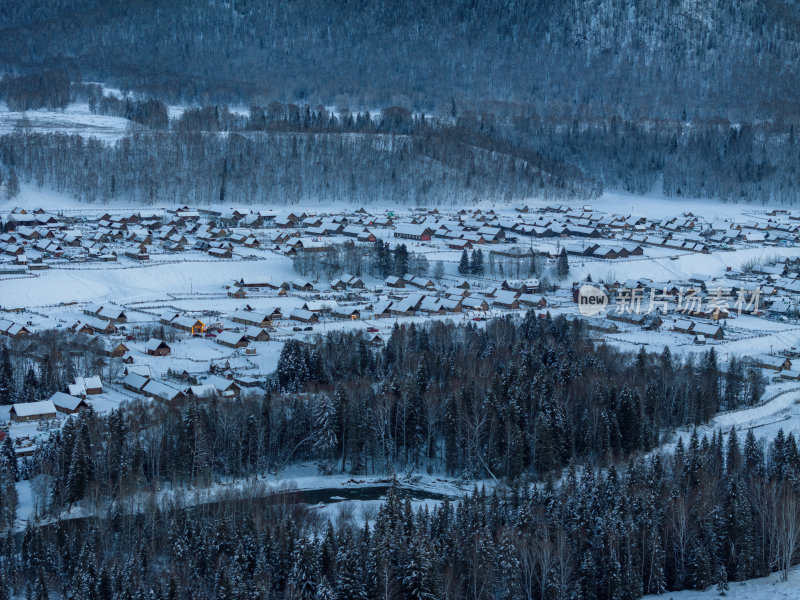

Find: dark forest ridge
<box><xmin>1</xmin><ymin>0</ymin><xmax>799</xmax><ymax>120</ymax></box>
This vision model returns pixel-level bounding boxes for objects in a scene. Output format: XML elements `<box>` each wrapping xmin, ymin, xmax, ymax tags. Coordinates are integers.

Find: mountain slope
<box><xmin>1</xmin><ymin>0</ymin><xmax>799</xmax><ymax>119</ymax></box>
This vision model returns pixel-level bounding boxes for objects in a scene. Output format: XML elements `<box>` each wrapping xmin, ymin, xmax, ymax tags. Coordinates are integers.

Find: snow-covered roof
<box><xmin>122</xmin><ymin>373</ymin><xmax>150</xmax><ymax>391</ymax></box>
<box><xmin>68</xmin><ymin>376</ymin><xmax>102</xmax><ymax>396</ymax></box>
<box><xmin>145</xmin><ymin>338</ymin><xmax>169</xmax><ymax>351</ymax></box>
<box><xmin>50</xmin><ymin>392</ymin><xmax>85</xmax><ymax>412</ymax></box>
<box><xmin>142</xmin><ymin>380</ymin><xmax>184</xmax><ymax>401</ymax></box>
<box><xmin>756</xmin><ymin>354</ymin><xmax>789</xmax><ymax>368</ymax></box>
<box><xmin>493</xmin><ymin>290</ymin><xmax>520</xmax><ymax>305</ymax></box>
<box><xmin>12</xmin><ymin>400</ymin><xmax>57</xmax><ymax>417</ymax></box>
<box><xmin>217</xmin><ymin>331</ymin><xmax>247</xmax><ymax>345</ymax></box>
<box><xmin>125</xmin><ymin>365</ymin><xmax>151</xmax><ymax>378</ymax></box>
<box><xmin>201</xmin><ymin>374</ymin><xmax>239</xmax><ymax>392</ymax></box>
<box><xmin>189</xmin><ymin>384</ymin><xmax>218</xmax><ymax>398</ymax></box>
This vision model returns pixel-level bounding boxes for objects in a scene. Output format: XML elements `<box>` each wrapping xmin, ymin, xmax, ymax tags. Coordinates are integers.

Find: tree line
<box><xmin>0</xmin><ymin>124</ymin><xmax>594</xmax><ymax>206</ymax></box>
<box><xmin>291</xmin><ymin>241</ymin><xmax>430</xmax><ymax>282</ymax></box>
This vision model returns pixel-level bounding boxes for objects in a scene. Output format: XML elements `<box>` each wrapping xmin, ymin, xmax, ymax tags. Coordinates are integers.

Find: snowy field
<box><xmin>0</xmin><ymin>102</ymin><xmax>132</xmax><ymax>142</ymax></box>
<box><xmin>642</xmin><ymin>565</ymin><xmax>800</xmax><ymax>599</ymax></box>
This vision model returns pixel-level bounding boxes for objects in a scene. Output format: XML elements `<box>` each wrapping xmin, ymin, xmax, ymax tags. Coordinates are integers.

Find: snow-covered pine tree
<box><xmin>0</xmin><ymin>344</ymin><xmax>13</xmax><ymax>405</ymax></box>
<box><xmin>312</xmin><ymin>394</ymin><xmax>338</xmax><ymax>469</ymax></box>
<box><xmin>458</xmin><ymin>249</ymin><xmax>470</xmax><ymax>275</ymax></box>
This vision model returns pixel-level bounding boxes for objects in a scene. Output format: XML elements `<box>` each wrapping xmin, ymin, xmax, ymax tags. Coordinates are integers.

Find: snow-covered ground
<box><xmin>642</xmin><ymin>566</ymin><xmax>800</xmax><ymax>599</ymax></box>
<box><xmin>0</xmin><ymin>102</ymin><xmax>132</xmax><ymax>142</ymax></box>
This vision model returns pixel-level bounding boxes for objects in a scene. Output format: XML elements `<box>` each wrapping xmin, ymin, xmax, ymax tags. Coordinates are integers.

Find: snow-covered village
<box><xmin>1</xmin><ymin>2</ymin><xmax>800</xmax><ymax>599</ymax></box>
<box><xmin>1</xmin><ymin>189</ymin><xmax>800</xmax><ymax>597</ymax></box>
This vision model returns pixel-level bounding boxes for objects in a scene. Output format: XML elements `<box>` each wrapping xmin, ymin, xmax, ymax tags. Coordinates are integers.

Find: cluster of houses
<box><xmin>122</xmin><ymin>366</ymin><xmax>243</xmax><ymax>404</ymax></box>
<box><xmin>7</xmin><ymin>376</ymin><xmax>101</xmax><ymax>422</ymax></box>
<box><xmin>570</xmin><ymin>261</ymin><xmax>800</xmax><ymax>333</ymax></box>
<box><xmin>363</xmin><ymin>278</ymin><xmax>544</xmax><ymax>318</ymax></box>
<box><xmin>68</xmin><ymin>303</ymin><xmax>129</xmax><ymax>336</ymax></box>
<box><xmin>671</xmin><ymin>319</ymin><xmax>726</xmax><ymax>343</ymax></box>
<box><xmin>3</xmin><ymin>201</ymin><xmax>800</xmax><ymax>274</ymax></box>
<box><xmin>0</xmin><ymin>318</ymin><xmax>31</xmax><ymax>338</ymax></box>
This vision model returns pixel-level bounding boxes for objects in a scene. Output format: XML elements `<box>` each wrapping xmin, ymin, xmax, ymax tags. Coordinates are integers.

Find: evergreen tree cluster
<box><xmin>291</xmin><ymin>240</ymin><xmax>429</xmax><ymax>281</ymax></box>
<box><xmin>2</xmin><ymin>427</ymin><xmax>800</xmax><ymax>599</ymax></box>
<box><xmin>458</xmin><ymin>249</ymin><xmax>483</xmax><ymax>276</ymax></box>
<box><xmin>22</xmin><ymin>314</ymin><xmax>768</xmax><ymax>520</ymax></box>
<box><xmin>368</xmin><ymin>241</ymin><xmax>427</xmax><ymax>280</ymax></box>
<box><xmin>0</xmin><ymin>333</ymin><xmax>105</xmax><ymax>407</ymax></box>
<box><xmin>0</xmin><ymin>71</ymin><xmax>70</xmax><ymax>112</ymax></box>
<box><xmin>87</xmin><ymin>93</ymin><xmax>169</xmax><ymax>129</ymax></box>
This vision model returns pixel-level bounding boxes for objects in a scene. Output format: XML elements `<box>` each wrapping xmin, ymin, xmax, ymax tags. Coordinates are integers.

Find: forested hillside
<box><xmin>2</xmin><ymin>0</ymin><xmax>800</xmax><ymax>203</ymax></box>
<box><xmin>5</xmin><ymin>429</ymin><xmax>800</xmax><ymax>600</ymax></box>
<box><xmin>0</xmin><ymin>123</ymin><xmax>595</xmax><ymax>206</ymax></box>
<box><xmin>2</xmin><ymin>0</ymin><xmax>799</xmax><ymax>120</ymax></box>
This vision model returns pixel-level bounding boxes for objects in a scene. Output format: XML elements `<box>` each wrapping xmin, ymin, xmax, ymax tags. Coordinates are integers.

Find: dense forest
<box><xmin>0</xmin><ymin>313</ymin><xmax>765</xmax><ymax>501</ymax></box>
<box><xmin>1</xmin><ymin>0</ymin><xmax>799</xmax><ymax>120</ymax></box>
<box><xmin>2</xmin><ymin>419</ymin><xmax>800</xmax><ymax>599</ymax></box>
<box><xmin>0</xmin><ymin>313</ymin><xmax>793</xmax><ymax>598</ymax></box>
<box><xmin>0</xmin><ymin>121</ymin><xmax>594</xmax><ymax>205</ymax></box>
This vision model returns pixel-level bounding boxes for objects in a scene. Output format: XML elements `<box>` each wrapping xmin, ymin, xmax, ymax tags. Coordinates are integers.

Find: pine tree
<box><xmin>314</xmin><ymin>577</ymin><xmax>336</xmax><ymax>600</ymax></box>
<box><xmin>335</xmin><ymin>535</ymin><xmax>366</xmax><ymax>600</ymax></box>
<box><xmin>402</xmin><ymin>542</ymin><xmax>435</xmax><ymax>600</ymax></box>
<box><xmin>635</xmin><ymin>345</ymin><xmax>648</xmax><ymax>375</ymax></box>
<box><xmin>458</xmin><ymin>249</ymin><xmax>470</xmax><ymax>275</ymax></box>
<box><xmin>557</xmin><ymin>247</ymin><xmax>569</xmax><ymax>279</ymax></box>
<box><xmin>0</xmin><ymin>345</ymin><xmax>14</xmax><ymax>405</ymax></box>
<box><xmin>393</xmin><ymin>244</ymin><xmax>409</xmax><ymax>277</ymax></box>
<box><xmin>469</xmin><ymin>249</ymin><xmax>484</xmax><ymax>276</ymax></box>
<box><xmin>276</xmin><ymin>340</ymin><xmax>310</xmax><ymax>391</ymax></box>
<box><xmin>725</xmin><ymin>427</ymin><xmax>741</xmax><ymax>473</ymax></box>
<box><xmin>743</xmin><ymin>429</ymin><xmax>764</xmax><ymax>476</ymax></box>
<box><xmin>381</xmin><ymin>241</ymin><xmax>394</xmax><ymax>278</ymax></box>
<box><xmin>33</xmin><ymin>572</ymin><xmax>47</xmax><ymax>600</ymax></box>
<box><xmin>312</xmin><ymin>395</ymin><xmax>338</xmax><ymax>467</ymax></box>
<box><xmin>38</xmin><ymin>353</ymin><xmax>57</xmax><ymax>398</ymax></box>
<box><xmin>661</xmin><ymin>345</ymin><xmax>674</xmax><ymax>371</ymax></box>
<box><xmin>724</xmin><ymin>355</ymin><xmax>743</xmax><ymax>410</ymax></box>
<box><xmin>66</xmin><ymin>429</ymin><xmax>93</xmax><ymax>508</ymax></box>
<box><xmin>288</xmin><ymin>538</ymin><xmax>317</xmax><ymax>599</ymax></box>
<box><xmin>744</xmin><ymin>366</ymin><xmax>765</xmax><ymax>406</ymax></box>
<box><xmin>700</xmin><ymin>348</ymin><xmax>720</xmax><ymax>421</ymax></box>
<box><xmin>21</xmin><ymin>367</ymin><xmax>38</xmax><ymax>404</ymax></box>
<box><xmin>0</xmin><ymin>452</ymin><xmax>16</xmax><ymax>528</ymax></box>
